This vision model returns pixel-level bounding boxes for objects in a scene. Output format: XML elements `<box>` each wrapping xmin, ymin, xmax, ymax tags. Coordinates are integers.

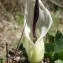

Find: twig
<box><xmin>6</xmin><ymin>43</ymin><xmax>8</xmax><ymax>63</ymax></box>
<box><xmin>16</xmin><ymin>23</ymin><xmax>26</xmax><ymax>50</ymax></box>
<box><xmin>6</xmin><ymin>56</ymin><xmax>17</xmax><ymax>63</ymax></box>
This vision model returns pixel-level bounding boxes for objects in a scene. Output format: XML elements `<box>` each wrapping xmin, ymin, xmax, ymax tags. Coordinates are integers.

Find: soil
<box><xmin>0</xmin><ymin>11</ymin><xmax>23</xmax><ymax>60</ymax></box>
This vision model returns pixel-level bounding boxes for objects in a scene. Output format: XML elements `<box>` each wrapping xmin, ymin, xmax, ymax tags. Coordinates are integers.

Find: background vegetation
<box><xmin>0</xmin><ymin>0</ymin><xmax>63</xmax><ymax>63</ymax></box>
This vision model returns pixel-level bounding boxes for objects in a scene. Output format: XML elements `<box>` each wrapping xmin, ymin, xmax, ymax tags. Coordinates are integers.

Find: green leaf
<box><xmin>53</xmin><ymin>53</ymin><xmax>59</xmax><ymax>61</ymax></box>
<box><xmin>44</xmin><ymin>52</ymin><xmax>55</xmax><ymax>63</ymax></box>
<box><xmin>53</xmin><ymin>52</ymin><xmax>63</xmax><ymax>61</ymax></box>
<box><xmin>55</xmin><ymin>30</ymin><xmax>63</xmax><ymax>53</ymax></box>
<box><xmin>44</xmin><ymin>52</ymin><xmax>53</xmax><ymax>59</ymax></box>
<box><xmin>58</xmin><ymin>52</ymin><xmax>63</xmax><ymax>60</ymax></box>
<box><xmin>53</xmin><ymin>31</ymin><xmax>63</xmax><ymax>61</ymax></box>
<box><xmin>45</xmin><ymin>43</ymin><xmax>55</xmax><ymax>53</ymax></box>
<box><xmin>47</xmin><ymin>33</ymin><xmax>55</xmax><ymax>43</ymax></box>
<box><xmin>45</xmin><ymin>43</ymin><xmax>55</xmax><ymax>62</ymax></box>
<box><xmin>45</xmin><ymin>30</ymin><xmax>63</xmax><ymax>62</ymax></box>
<box><xmin>18</xmin><ymin>43</ymin><xmax>28</xmax><ymax>58</ymax></box>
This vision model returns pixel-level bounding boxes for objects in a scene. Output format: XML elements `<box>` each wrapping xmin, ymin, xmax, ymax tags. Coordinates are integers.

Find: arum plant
<box><xmin>23</xmin><ymin>0</ymin><xmax>53</xmax><ymax>63</ymax></box>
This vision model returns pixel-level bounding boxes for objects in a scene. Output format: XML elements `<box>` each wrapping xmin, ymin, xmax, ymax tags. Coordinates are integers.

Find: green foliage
<box><xmin>45</xmin><ymin>43</ymin><xmax>55</xmax><ymax>53</ymax></box>
<box><xmin>45</xmin><ymin>30</ymin><xmax>63</xmax><ymax>62</ymax></box>
<box><xmin>55</xmin><ymin>31</ymin><xmax>63</xmax><ymax>53</ymax></box>
<box><xmin>47</xmin><ymin>33</ymin><xmax>55</xmax><ymax>43</ymax></box>
<box><xmin>18</xmin><ymin>43</ymin><xmax>28</xmax><ymax>58</ymax></box>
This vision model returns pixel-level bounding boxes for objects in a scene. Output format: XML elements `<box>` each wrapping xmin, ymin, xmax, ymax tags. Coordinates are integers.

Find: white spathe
<box><xmin>24</xmin><ymin>0</ymin><xmax>53</xmax><ymax>63</ymax></box>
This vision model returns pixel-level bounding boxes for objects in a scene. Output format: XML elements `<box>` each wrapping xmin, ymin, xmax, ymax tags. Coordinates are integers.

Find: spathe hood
<box><xmin>24</xmin><ymin>0</ymin><xmax>52</xmax><ymax>45</ymax></box>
